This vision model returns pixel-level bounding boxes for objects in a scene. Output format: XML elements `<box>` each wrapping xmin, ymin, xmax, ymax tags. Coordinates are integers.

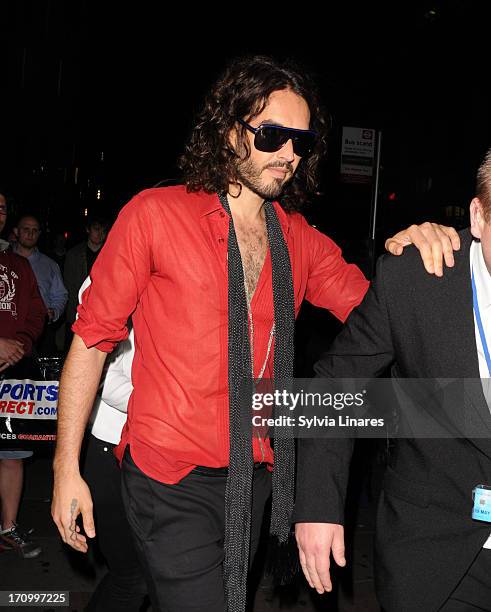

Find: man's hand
<box><xmin>47</xmin><ymin>308</ymin><xmax>56</xmax><ymax>322</ymax></box>
<box><xmin>385</xmin><ymin>222</ymin><xmax>460</xmax><ymax>277</ymax></box>
<box><xmin>51</xmin><ymin>335</ymin><xmax>107</xmax><ymax>552</ymax></box>
<box><xmin>0</xmin><ymin>338</ymin><xmax>25</xmax><ymax>367</ymax></box>
<box><xmin>51</xmin><ymin>469</ymin><xmax>96</xmax><ymax>553</ymax></box>
<box><xmin>295</xmin><ymin>522</ymin><xmax>346</xmax><ymax>594</ymax></box>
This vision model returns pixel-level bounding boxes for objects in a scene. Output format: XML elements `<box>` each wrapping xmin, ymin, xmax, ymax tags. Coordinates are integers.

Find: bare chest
<box><xmin>234</xmin><ymin>222</ymin><xmax>268</xmax><ymax>303</ymax></box>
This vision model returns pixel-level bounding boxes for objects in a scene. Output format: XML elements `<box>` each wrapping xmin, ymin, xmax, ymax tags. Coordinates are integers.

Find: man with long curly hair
<box><xmin>51</xmin><ymin>55</ymin><xmax>459</xmax><ymax>612</ymax></box>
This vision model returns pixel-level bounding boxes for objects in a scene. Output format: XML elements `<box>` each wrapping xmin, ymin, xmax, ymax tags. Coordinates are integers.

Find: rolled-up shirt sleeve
<box><xmin>73</xmin><ymin>193</ymin><xmax>153</xmax><ymax>352</ymax></box>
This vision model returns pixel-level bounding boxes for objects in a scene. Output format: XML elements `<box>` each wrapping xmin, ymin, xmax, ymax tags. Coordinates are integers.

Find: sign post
<box><xmin>368</xmin><ymin>130</ymin><xmax>383</xmax><ymax>278</ymax></box>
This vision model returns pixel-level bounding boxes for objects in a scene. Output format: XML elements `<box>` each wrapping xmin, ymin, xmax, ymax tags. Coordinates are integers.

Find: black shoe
<box><xmin>0</xmin><ymin>523</ymin><xmax>42</xmax><ymax>558</ymax></box>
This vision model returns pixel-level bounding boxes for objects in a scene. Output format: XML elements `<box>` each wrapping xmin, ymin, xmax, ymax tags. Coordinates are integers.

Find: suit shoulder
<box><xmin>375</xmin><ymin>228</ymin><xmax>471</xmax><ymax>285</ymax></box>
<box><xmin>376</xmin><ymin>246</ymin><xmax>428</xmax><ymax>278</ymax></box>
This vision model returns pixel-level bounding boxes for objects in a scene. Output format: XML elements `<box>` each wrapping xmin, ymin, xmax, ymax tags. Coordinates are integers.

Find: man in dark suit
<box><xmin>63</xmin><ymin>217</ymin><xmax>107</xmax><ymax>350</ymax></box>
<box><xmin>293</xmin><ymin>149</ymin><xmax>491</xmax><ymax>611</ymax></box>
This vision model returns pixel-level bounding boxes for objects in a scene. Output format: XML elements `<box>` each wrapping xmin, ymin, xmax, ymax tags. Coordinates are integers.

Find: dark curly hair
<box><xmin>178</xmin><ymin>55</ymin><xmax>330</xmax><ymax>213</ymax></box>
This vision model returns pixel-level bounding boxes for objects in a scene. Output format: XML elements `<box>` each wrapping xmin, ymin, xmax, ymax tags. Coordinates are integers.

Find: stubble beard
<box><xmin>235</xmin><ymin>158</ymin><xmax>293</xmax><ymax>201</ymax></box>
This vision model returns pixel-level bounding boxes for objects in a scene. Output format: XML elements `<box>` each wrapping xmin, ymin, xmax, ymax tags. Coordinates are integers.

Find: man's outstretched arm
<box><xmin>51</xmin><ymin>334</ymin><xmax>107</xmax><ymax>552</ymax></box>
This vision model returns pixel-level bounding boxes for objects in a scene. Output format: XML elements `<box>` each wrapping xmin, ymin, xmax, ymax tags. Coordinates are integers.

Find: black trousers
<box><xmin>83</xmin><ymin>434</ymin><xmax>147</xmax><ymax>612</ymax></box>
<box><xmin>439</xmin><ymin>548</ymin><xmax>491</xmax><ymax>611</ymax></box>
<box><xmin>121</xmin><ymin>448</ymin><xmax>272</xmax><ymax>612</ymax></box>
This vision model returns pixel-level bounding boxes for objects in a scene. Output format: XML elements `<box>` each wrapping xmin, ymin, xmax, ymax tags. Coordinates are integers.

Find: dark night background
<box><xmin>1</xmin><ymin>0</ymin><xmax>490</xmax><ymax>268</ymax></box>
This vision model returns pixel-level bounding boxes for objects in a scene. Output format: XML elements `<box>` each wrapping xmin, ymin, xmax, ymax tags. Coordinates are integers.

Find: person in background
<box><xmin>63</xmin><ymin>217</ymin><xmax>107</xmax><ymax>351</ymax></box>
<box><xmin>0</xmin><ymin>194</ymin><xmax>47</xmax><ymax>559</ymax></box>
<box><xmin>48</xmin><ymin>231</ymin><xmax>69</xmax><ymax>353</ymax></box>
<box><xmin>13</xmin><ymin>214</ymin><xmax>68</xmax><ymax>355</ymax></box>
<box><xmin>49</xmin><ymin>231</ymin><xmax>67</xmax><ymax>271</ymax></box>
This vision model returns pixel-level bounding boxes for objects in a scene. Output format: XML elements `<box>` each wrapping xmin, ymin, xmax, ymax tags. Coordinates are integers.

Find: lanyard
<box><xmin>472</xmin><ymin>267</ymin><xmax>491</xmax><ymax>376</ymax></box>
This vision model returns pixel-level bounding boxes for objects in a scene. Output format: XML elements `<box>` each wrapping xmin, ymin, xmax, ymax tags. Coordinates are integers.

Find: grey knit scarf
<box><xmin>218</xmin><ymin>193</ymin><xmax>295</xmax><ymax>612</ymax></box>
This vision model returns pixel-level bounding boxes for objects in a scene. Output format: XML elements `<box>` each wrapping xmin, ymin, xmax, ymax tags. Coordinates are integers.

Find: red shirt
<box><xmin>73</xmin><ymin>187</ymin><xmax>369</xmax><ymax>483</ymax></box>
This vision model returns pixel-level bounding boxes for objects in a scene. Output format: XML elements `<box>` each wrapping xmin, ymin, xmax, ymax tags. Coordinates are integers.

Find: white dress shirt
<box><xmin>470</xmin><ymin>240</ymin><xmax>491</xmax><ymax>549</ymax></box>
<box><xmin>78</xmin><ymin>277</ymin><xmax>134</xmax><ymax>445</ymax></box>
<box><xmin>90</xmin><ymin>331</ymin><xmax>134</xmax><ymax>445</ymax></box>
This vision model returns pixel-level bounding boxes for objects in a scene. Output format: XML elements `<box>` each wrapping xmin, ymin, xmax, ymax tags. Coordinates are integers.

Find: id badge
<box><xmin>472</xmin><ymin>485</ymin><xmax>491</xmax><ymax>523</ymax></box>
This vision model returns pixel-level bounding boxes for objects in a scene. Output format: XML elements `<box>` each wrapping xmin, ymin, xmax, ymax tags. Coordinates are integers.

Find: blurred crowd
<box><xmin>0</xmin><ymin>190</ymin><xmax>109</xmax><ymax>559</ymax></box>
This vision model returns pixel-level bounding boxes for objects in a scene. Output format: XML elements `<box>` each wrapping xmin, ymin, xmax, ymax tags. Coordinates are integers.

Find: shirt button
<box><xmin>218</xmin><ymin>237</ymin><xmax>224</xmax><ymax>243</ymax></box>
<box><xmin>103</xmin><ymin>447</ymin><xmax>108</xmax><ymax>452</ymax></box>
<box><xmin>219</xmin><ymin>212</ymin><xmax>225</xmax><ymax>218</ymax></box>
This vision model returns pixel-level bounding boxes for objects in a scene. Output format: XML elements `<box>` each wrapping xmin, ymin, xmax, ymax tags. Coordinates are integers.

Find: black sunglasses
<box><xmin>237</xmin><ymin>118</ymin><xmax>317</xmax><ymax>158</ymax></box>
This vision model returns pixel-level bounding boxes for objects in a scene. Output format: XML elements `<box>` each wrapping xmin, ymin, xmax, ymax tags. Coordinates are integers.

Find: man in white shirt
<box><xmin>294</xmin><ymin>148</ymin><xmax>491</xmax><ymax>611</ymax></box>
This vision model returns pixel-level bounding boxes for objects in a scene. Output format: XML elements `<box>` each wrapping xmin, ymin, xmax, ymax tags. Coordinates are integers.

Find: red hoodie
<box><xmin>0</xmin><ymin>242</ymin><xmax>47</xmax><ymax>355</ymax></box>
